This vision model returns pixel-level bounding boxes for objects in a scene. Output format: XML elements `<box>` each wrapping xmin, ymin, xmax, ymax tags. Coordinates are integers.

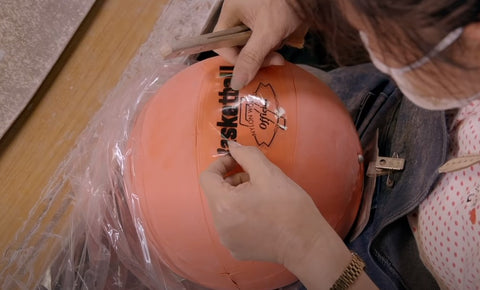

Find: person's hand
<box><xmin>200</xmin><ymin>142</ymin><xmax>378</xmax><ymax>289</ymax></box>
<box><xmin>214</xmin><ymin>0</ymin><xmax>305</xmax><ymax>90</ymax></box>
<box><xmin>199</xmin><ymin>141</ymin><xmax>328</xmax><ymax>266</ymax></box>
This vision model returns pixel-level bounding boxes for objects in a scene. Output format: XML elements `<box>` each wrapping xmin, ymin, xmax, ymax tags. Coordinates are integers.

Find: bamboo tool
<box><xmin>160</xmin><ymin>24</ymin><xmax>308</xmax><ymax>60</ymax></box>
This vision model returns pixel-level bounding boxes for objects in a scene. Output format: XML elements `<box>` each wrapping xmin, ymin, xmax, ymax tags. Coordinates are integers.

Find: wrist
<box><xmin>281</xmin><ymin>216</ymin><xmax>354</xmax><ymax>288</ymax></box>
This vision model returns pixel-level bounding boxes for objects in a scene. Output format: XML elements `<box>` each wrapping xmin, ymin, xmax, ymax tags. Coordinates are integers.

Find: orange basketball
<box><xmin>125</xmin><ymin>56</ymin><xmax>363</xmax><ymax>289</ymax></box>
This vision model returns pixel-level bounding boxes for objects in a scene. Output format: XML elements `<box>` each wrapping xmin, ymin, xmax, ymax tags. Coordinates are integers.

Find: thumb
<box><xmin>230</xmin><ymin>28</ymin><xmax>284</xmax><ymax>90</ymax></box>
<box><xmin>199</xmin><ymin>155</ymin><xmax>236</xmax><ymax>200</ymax></box>
<box><xmin>227</xmin><ymin>141</ymin><xmax>276</xmax><ymax>182</ymax></box>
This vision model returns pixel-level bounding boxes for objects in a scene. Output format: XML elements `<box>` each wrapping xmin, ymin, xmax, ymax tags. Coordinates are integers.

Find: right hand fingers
<box><xmin>214</xmin><ymin>47</ymin><xmax>285</xmax><ymax>76</ymax></box>
<box><xmin>229</xmin><ymin>29</ymin><xmax>286</xmax><ymax>90</ymax></box>
<box><xmin>213</xmin><ymin>20</ymin><xmax>287</xmax><ymax>90</ymax></box>
<box><xmin>214</xmin><ymin>49</ymin><xmax>285</xmax><ymax>91</ymax></box>
<box><xmin>213</xmin><ymin>0</ymin><xmax>303</xmax><ymax>90</ymax></box>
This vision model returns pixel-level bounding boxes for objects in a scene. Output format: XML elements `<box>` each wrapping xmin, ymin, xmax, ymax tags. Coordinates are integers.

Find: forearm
<box><xmin>283</xmin><ymin>219</ymin><xmax>378</xmax><ymax>289</ymax></box>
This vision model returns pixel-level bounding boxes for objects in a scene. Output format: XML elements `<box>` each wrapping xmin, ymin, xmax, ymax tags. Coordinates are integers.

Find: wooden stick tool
<box><xmin>160</xmin><ymin>24</ymin><xmax>307</xmax><ymax>60</ymax></box>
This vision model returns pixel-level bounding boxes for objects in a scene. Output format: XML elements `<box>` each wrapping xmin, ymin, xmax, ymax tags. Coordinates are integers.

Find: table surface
<box><xmin>0</xmin><ymin>0</ymin><xmax>168</xmax><ymax>275</ymax></box>
<box><xmin>0</xmin><ymin>0</ymin><xmax>96</xmax><ymax>139</ymax></box>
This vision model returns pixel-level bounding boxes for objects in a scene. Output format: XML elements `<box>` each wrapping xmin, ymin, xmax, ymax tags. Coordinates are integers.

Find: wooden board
<box><xmin>0</xmin><ymin>0</ymin><xmax>168</xmax><ymax>281</ymax></box>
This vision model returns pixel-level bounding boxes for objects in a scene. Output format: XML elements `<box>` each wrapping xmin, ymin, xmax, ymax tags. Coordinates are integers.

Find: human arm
<box><xmin>213</xmin><ymin>0</ymin><xmax>306</xmax><ymax>90</ymax></box>
<box><xmin>199</xmin><ymin>142</ymin><xmax>377</xmax><ymax>289</ymax></box>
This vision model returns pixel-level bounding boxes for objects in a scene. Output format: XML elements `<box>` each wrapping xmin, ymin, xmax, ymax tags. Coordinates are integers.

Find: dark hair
<box><xmin>289</xmin><ymin>0</ymin><xmax>369</xmax><ymax>65</ymax></box>
<box><xmin>292</xmin><ymin>0</ymin><xmax>480</xmax><ymax>66</ymax></box>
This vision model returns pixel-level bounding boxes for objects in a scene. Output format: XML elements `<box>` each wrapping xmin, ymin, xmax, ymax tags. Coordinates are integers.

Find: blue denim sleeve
<box><xmin>300</xmin><ymin>63</ymin><xmax>443</xmax><ymax>290</ymax></box>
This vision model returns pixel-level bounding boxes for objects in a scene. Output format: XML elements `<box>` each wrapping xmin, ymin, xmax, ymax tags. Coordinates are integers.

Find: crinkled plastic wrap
<box><xmin>0</xmin><ymin>1</ymin><xmax>222</xmax><ymax>289</ymax></box>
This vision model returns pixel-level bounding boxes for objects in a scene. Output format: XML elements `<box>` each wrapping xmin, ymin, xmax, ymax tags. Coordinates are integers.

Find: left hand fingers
<box><xmin>200</xmin><ymin>155</ymin><xmax>241</xmax><ymax>205</ymax></box>
<box><xmin>224</xmin><ymin>172</ymin><xmax>250</xmax><ymax>186</ymax></box>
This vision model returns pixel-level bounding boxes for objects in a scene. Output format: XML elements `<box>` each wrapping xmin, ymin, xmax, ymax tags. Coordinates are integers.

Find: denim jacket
<box><xmin>325</xmin><ymin>64</ymin><xmax>448</xmax><ymax>289</ymax></box>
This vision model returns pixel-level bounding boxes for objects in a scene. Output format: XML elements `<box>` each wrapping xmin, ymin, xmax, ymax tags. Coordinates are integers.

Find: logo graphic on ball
<box><xmin>239</xmin><ymin>83</ymin><xmax>287</xmax><ymax>147</ymax></box>
<box><xmin>216</xmin><ymin>66</ymin><xmax>287</xmax><ymax>154</ymax></box>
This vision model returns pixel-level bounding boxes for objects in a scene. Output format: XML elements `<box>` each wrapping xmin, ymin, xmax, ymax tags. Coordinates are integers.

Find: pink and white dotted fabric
<box><xmin>409</xmin><ymin>99</ymin><xmax>480</xmax><ymax>289</ymax></box>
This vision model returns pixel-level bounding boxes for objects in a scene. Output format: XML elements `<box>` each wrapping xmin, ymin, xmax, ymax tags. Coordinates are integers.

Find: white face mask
<box><xmin>359</xmin><ymin>28</ymin><xmax>480</xmax><ymax>110</ymax></box>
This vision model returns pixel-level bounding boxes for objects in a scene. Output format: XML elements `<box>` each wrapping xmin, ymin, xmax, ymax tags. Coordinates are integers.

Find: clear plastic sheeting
<box><xmin>0</xmin><ymin>0</ymin><xmax>219</xmax><ymax>289</ymax></box>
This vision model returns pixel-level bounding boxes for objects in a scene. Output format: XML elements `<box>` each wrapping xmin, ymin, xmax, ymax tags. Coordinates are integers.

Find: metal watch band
<box><xmin>330</xmin><ymin>252</ymin><xmax>366</xmax><ymax>290</ymax></box>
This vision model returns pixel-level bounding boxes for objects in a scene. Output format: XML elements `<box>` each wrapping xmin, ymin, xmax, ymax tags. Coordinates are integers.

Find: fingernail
<box><xmin>227</xmin><ymin>140</ymin><xmax>242</xmax><ymax>148</ymax></box>
<box><xmin>269</xmin><ymin>54</ymin><xmax>285</xmax><ymax>66</ymax></box>
<box><xmin>231</xmin><ymin>74</ymin><xmax>247</xmax><ymax>90</ymax></box>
